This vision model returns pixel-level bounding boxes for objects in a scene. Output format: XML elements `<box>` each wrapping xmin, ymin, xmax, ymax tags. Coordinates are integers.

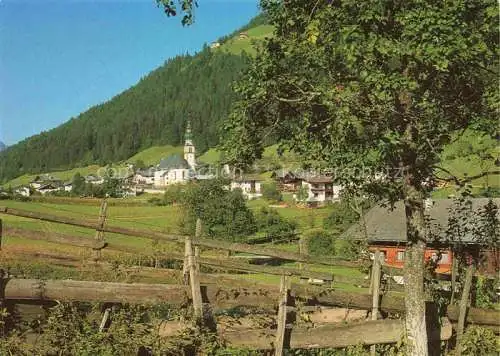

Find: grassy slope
<box><xmin>127</xmin><ymin>145</ymin><xmax>183</xmax><ymax>166</ymax></box>
<box><xmin>217</xmin><ymin>24</ymin><xmax>274</xmax><ymax>55</ymax></box>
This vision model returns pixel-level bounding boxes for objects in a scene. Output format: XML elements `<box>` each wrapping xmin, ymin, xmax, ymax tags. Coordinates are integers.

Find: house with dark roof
<box><xmin>271</xmin><ymin>170</ymin><xmax>302</xmax><ymax>192</ymax></box>
<box><xmin>343</xmin><ymin>198</ymin><xmax>500</xmax><ymax>275</ymax></box>
<box><xmin>134</xmin><ymin>168</ymin><xmax>155</xmax><ymax>185</ymax></box>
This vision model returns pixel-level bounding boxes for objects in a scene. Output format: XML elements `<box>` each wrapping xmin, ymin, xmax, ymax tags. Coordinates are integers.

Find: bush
<box><xmin>163</xmin><ymin>184</ymin><xmax>184</xmax><ymax>205</ymax></box>
<box><xmin>262</xmin><ymin>182</ymin><xmax>282</xmax><ymax>202</ymax></box>
<box><xmin>459</xmin><ymin>325</ymin><xmax>500</xmax><ymax>355</ymax></box>
<box><xmin>256</xmin><ymin>207</ymin><xmax>297</xmax><ymax>242</ymax></box>
<box><xmin>336</xmin><ymin>238</ymin><xmax>367</xmax><ymax>261</ymax></box>
<box><xmin>305</xmin><ymin>228</ymin><xmax>335</xmax><ymax>257</ymax></box>
<box><xmin>182</xmin><ymin>179</ymin><xmax>257</xmax><ymax>241</ymax></box>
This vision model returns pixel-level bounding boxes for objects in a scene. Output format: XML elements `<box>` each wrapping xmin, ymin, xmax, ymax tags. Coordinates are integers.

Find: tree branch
<box><xmin>433</xmin><ymin>165</ymin><xmax>500</xmax><ymax>186</ymax></box>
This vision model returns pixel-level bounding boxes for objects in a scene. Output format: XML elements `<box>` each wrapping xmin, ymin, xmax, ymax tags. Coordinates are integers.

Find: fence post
<box><xmin>186</xmin><ymin>218</ymin><xmax>203</xmax><ymax>321</ymax></box>
<box><xmin>456</xmin><ymin>262</ymin><xmax>476</xmax><ymax>356</ymax></box>
<box><xmin>93</xmin><ymin>198</ymin><xmax>108</xmax><ymax>261</ymax></box>
<box><xmin>370</xmin><ymin>250</ymin><xmax>381</xmax><ymax>355</ymax></box>
<box><xmin>275</xmin><ymin>274</ymin><xmax>289</xmax><ymax>356</ymax></box>
<box><xmin>370</xmin><ymin>250</ymin><xmax>382</xmax><ymax>355</ymax></box>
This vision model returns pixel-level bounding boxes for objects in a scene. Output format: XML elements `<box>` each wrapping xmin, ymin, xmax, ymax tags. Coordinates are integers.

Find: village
<box><xmin>10</xmin><ymin>123</ymin><xmax>344</xmax><ymax>205</ymax></box>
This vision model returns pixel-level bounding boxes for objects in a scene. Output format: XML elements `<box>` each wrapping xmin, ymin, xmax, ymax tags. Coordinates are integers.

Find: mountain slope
<box><xmin>0</xmin><ymin>15</ymin><xmax>272</xmax><ymax>184</ymax></box>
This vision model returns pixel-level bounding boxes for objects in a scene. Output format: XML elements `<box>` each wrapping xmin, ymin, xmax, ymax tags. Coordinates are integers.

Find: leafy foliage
<box><xmin>261</xmin><ymin>181</ymin><xmax>283</xmax><ymax>202</ymax></box>
<box><xmin>459</xmin><ymin>325</ymin><xmax>500</xmax><ymax>356</ymax></box>
<box><xmin>181</xmin><ymin>179</ymin><xmax>257</xmax><ymax>240</ymax></box>
<box><xmin>255</xmin><ymin>206</ymin><xmax>297</xmax><ymax>241</ymax></box>
<box><xmin>305</xmin><ymin>228</ymin><xmax>335</xmax><ymax>257</ymax></box>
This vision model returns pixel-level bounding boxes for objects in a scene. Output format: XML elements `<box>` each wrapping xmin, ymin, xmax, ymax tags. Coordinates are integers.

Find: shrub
<box><xmin>255</xmin><ymin>207</ymin><xmax>297</xmax><ymax>242</ymax></box>
<box><xmin>262</xmin><ymin>182</ymin><xmax>282</xmax><ymax>202</ymax></box>
<box><xmin>163</xmin><ymin>184</ymin><xmax>184</xmax><ymax>205</ymax></box>
<box><xmin>305</xmin><ymin>228</ymin><xmax>335</xmax><ymax>257</ymax></box>
<box><xmin>459</xmin><ymin>325</ymin><xmax>500</xmax><ymax>355</ymax></box>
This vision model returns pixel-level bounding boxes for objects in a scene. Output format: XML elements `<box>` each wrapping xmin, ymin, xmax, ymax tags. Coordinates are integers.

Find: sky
<box><xmin>0</xmin><ymin>0</ymin><xmax>260</xmax><ymax>145</ymax></box>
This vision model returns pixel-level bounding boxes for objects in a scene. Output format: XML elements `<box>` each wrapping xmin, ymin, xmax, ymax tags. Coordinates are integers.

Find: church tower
<box><xmin>184</xmin><ymin>121</ymin><xmax>196</xmax><ymax>169</ymax></box>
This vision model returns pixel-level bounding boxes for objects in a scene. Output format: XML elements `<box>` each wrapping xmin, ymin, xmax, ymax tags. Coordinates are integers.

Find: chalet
<box><xmin>134</xmin><ymin>168</ymin><xmax>155</xmax><ymax>185</ymax></box>
<box><xmin>30</xmin><ymin>174</ymin><xmax>61</xmax><ymax>190</ymax></box>
<box><xmin>238</xmin><ymin>31</ymin><xmax>249</xmax><ymax>40</ymax></box>
<box><xmin>230</xmin><ymin>175</ymin><xmax>262</xmax><ymax>200</ymax></box>
<box><xmin>15</xmin><ymin>186</ymin><xmax>31</xmax><ymax>197</ymax></box>
<box><xmin>63</xmin><ymin>182</ymin><xmax>73</xmax><ymax>192</ymax></box>
<box><xmin>300</xmin><ymin>176</ymin><xmax>342</xmax><ymax>205</ymax></box>
<box><xmin>272</xmin><ymin>170</ymin><xmax>302</xmax><ymax>192</ymax></box>
<box><xmin>343</xmin><ymin>198</ymin><xmax>500</xmax><ymax>275</ymax></box>
<box><xmin>85</xmin><ymin>174</ymin><xmax>104</xmax><ymax>185</ymax></box>
<box><xmin>38</xmin><ymin>182</ymin><xmax>61</xmax><ymax>195</ymax></box>
<box><xmin>210</xmin><ymin>42</ymin><xmax>221</xmax><ymax>49</ymax></box>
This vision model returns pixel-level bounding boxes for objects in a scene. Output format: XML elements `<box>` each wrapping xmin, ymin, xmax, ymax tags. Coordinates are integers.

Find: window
<box><xmin>396</xmin><ymin>250</ymin><xmax>405</xmax><ymax>261</ymax></box>
<box><xmin>439</xmin><ymin>253</ymin><xmax>450</xmax><ymax>264</ymax></box>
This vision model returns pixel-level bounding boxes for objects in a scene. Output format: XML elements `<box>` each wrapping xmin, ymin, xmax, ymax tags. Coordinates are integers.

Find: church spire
<box><xmin>185</xmin><ymin>120</ymin><xmax>193</xmax><ymax>145</ymax></box>
<box><xmin>184</xmin><ymin>120</ymin><xmax>196</xmax><ymax>169</ymax></box>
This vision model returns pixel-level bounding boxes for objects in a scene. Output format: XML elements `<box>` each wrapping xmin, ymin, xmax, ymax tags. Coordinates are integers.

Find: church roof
<box><xmin>158</xmin><ymin>154</ymin><xmax>190</xmax><ymax>170</ymax></box>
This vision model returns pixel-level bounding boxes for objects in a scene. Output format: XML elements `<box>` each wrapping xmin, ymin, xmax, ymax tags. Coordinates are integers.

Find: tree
<box><xmin>305</xmin><ymin>228</ymin><xmax>335</xmax><ymax>257</ymax></box>
<box><xmin>261</xmin><ymin>181</ymin><xmax>282</xmax><ymax>202</ymax></box>
<box><xmin>255</xmin><ymin>207</ymin><xmax>296</xmax><ymax>242</ymax></box>
<box><xmin>221</xmin><ymin>1</ymin><xmax>498</xmax><ymax>354</ymax></box>
<box><xmin>182</xmin><ymin>179</ymin><xmax>257</xmax><ymax>240</ymax></box>
<box><xmin>71</xmin><ymin>173</ymin><xmax>86</xmax><ymax>196</ymax></box>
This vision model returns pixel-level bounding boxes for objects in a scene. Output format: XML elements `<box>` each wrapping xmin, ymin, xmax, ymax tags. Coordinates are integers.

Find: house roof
<box><xmin>343</xmin><ymin>198</ymin><xmax>500</xmax><ymax>244</ymax></box>
<box><xmin>136</xmin><ymin>169</ymin><xmax>155</xmax><ymax>177</ymax></box>
<box><xmin>305</xmin><ymin>176</ymin><xmax>333</xmax><ymax>184</ymax></box>
<box><xmin>232</xmin><ymin>174</ymin><xmax>261</xmax><ymax>182</ymax></box>
<box><xmin>158</xmin><ymin>154</ymin><xmax>190</xmax><ymax>170</ymax></box>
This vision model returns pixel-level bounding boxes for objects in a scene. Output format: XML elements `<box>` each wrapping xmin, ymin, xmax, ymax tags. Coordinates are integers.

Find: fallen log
<box><xmin>3</xmin><ymin>278</ymin><xmax>499</xmax><ymax>326</ymax></box>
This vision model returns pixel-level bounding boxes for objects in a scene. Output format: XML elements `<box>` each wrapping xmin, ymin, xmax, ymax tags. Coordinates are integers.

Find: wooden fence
<box><xmin>1</xmin><ymin>203</ymin><xmax>499</xmax><ymax>354</ymax></box>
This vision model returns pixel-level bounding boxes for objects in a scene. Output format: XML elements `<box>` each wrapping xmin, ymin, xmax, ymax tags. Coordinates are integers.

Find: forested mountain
<box><xmin>0</xmin><ymin>16</ymin><xmax>268</xmax><ymax>183</ymax></box>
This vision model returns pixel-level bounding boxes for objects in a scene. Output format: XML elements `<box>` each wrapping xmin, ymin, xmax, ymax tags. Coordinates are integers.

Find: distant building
<box><xmin>230</xmin><ymin>175</ymin><xmax>262</xmax><ymax>200</ymax></box>
<box><xmin>134</xmin><ymin>168</ymin><xmax>155</xmax><ymax>185</ymax></box>
<box><xmin>153</xmin><ymin>122</ymin><xmax>196</xmax><ymax>187</ymax></box>
<box><xmin>238</xmin><ymin>31</ymin><xmax>249</xmax><ymax>40</ymax></box>
<box><xmin>38</xmin><ymin>182</ymin><xmax>61</xmax><ymax>195</ymax></box>
<box><xmin>300</xmin><ymin>176</ymin><xmax>342</xmax><ymax>205</ymax></box>
<box><xmin>15</xmin><ymin>186</ymin><xmax>31</xmax><ymax>197</ymax></box>
<box><xmin>85</xmin><ymin>174</ymin><xmax>104</xmax><ymax>185</ymax></box>
<box><xmin>210</xmin><ymin>42</ymin><xmax>221</xmax><ymax>49</ymax></box>
<box><xmin>272</xmin><ymin>170</ymin><xmax>302</xmax><ymax>192</ymax></box>
<box><xmin>63</xmin><ymin>182</ymin><xmax>73</xmax><ymax>192</ymax></box>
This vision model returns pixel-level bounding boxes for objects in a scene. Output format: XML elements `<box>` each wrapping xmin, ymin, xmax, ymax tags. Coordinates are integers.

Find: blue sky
<box><xmin>0</xmin><ymin>0</ymin><xmax>260</xmax><ymax>145</ymax></box>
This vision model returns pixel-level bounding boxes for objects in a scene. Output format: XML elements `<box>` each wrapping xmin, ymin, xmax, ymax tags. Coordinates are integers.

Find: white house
<box><xmin>85</xmin><ymin>174</ymin><xmax>104</xmax><ymax>185</ymax></box>
<box><xmin>300</xmin><ymin>176</ymin><xmax>342</xmax><ymax>204</ymax></box>
<box><xmin>230</xmin><ymin>176</ymin><xmax>262</xmax><ymax>200</ymax></box>
<box><xmin>63</xmin><ymin>182</ymin><xmax>73</xmax><ymax>192</ymax></box>
<box><xmin>134</xmin><ymin>168</ymin><xmax>155</xmax><ymax>185</ymax></box>
<box><xmin>38</xmin><ymin>182</ymin><xmax>62</xmax><ymax>195</ymax></box>
<box><xmin>15</xmin><ymin>186</ymin><xmax>31</xmax><ymax>197</ymax></box>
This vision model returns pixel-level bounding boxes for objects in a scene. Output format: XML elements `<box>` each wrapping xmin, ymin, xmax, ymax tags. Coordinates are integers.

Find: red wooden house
<box><xmin>343</xmin><ymin>198</ymin><xmax>500</xmax><ymax>276</ymax></box>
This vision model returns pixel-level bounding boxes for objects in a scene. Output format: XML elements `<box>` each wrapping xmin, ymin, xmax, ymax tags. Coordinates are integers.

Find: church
<box><xmin>153</xmin><ymin>122</ymin><xmax>196</xmax><ymax>187</ymax></box>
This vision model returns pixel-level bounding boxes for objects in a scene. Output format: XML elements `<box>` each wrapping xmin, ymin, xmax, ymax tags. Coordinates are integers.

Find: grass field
<box><xmin>0</xmin><ymin>197</ymin><xmax>370</xmax><ymax>292</ymax></box>
<box><xmin>218</xmin><ymin>24</ymin><xmax>274</xmax><ymax>55</ymax></box>
<box><xmin>127</xmin><ymin>145</ymin><xmax>183</xmax><ymax>166</ymax></box>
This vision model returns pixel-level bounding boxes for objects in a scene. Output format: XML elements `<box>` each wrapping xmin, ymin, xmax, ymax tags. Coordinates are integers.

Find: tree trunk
<box><xmin>456</xmin><ymin>262</ymin><xmax>476</xmax><ymax>356</ymax></box>
<box><xmin>404</xmin><ymin>191</ymin><xmax>429</xmax><ymax>356</ymax></box>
